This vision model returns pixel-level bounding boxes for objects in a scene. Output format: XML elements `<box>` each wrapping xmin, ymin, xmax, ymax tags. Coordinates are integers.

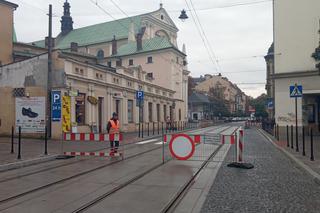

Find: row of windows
<box><xmin>74</xmin><ymin>67</ymin><xmax>84</xmax><ymax>75</ymax></box>
<box><xmin>127</xmin><ymin>100</ymin><xmax>181</xmax><ymax>123</ymax></box>
<box><xmin>110</xmin><ymin>56</ymin><xmax>153</xmax><ymax>67</ymax></box>
<box><xmin>73</xmin><ymin>94</ymin><xmax>181</xmax><ymax>127</ymax></box>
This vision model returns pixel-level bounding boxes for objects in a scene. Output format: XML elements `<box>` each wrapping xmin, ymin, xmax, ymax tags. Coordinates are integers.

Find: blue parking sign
<box><xmin>136</xmin><ymin>90</ymin><xmax>144</xmax><ymax>101</ymax></box>
<box><xmin>51</xmin><ymin>91</ymin><xmax>61</xmax><ymax>121</ymax></box>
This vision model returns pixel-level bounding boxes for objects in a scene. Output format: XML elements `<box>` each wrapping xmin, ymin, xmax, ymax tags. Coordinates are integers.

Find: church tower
<box><xmin>60</xmin><ymin>0</ymin><xmax>73</xmax><ymax>36</ymax></box>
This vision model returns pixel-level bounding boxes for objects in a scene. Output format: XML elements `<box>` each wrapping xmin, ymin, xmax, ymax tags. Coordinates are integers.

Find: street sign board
<box><xmin>51</xmin><ymin>91</ymin><xmax>61</xmax><ymax>121</ymax></box>
<box><xmin>169</xmin><ymin>134</ymin><xmax>195</xmax><ymax>160</ymax></box>
<box><xmin>267</xmin><ymin>99</ymin><xmax>274</xmax><ymax>110</ymax></box>
<box><xmin>136</xmin><ymin>90</ymin><xmax>144</xmax><ymax>101</ymax></box>
<box><xmin>290</xmin><ymin>85</ymin><xmax>303</xmax><ymax>98</ymax></box>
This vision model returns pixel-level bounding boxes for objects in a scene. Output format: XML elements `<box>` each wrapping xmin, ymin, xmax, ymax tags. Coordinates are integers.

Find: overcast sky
<box><xmin>12</xmin><ymin>0</ymin><xmax>273</xmax><ymax>98</ymax></box>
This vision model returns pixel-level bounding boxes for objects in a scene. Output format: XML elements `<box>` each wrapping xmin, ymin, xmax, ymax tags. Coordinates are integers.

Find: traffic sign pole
<box><xmin>295</xmin><ymin>97</ymin><xmax>299</xmax><ymax>152</ymax></box>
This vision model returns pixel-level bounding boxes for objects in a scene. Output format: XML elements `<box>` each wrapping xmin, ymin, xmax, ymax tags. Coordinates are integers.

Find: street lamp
<box><xmin>178</xmin><ymin>9</ymin><xmax>188</xmax><ymax>21</ymax></box>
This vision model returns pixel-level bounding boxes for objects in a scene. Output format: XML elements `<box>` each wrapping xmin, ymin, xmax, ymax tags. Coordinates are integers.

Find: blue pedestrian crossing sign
<box><xmin>290</xmin><ymin>84</ymin><xmax>303</xmax><ymax>98</ymax></box>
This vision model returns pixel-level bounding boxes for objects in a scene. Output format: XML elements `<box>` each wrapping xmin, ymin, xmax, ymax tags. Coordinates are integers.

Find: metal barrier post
<box><xmin>277</xmin><ymin>124</ymin><xmax>279</xmax><ymax>141</ymax></box>
<box><xmin>158</xmin><ymin>122</ymin><xmax>160</xmax><ymax>135</ymax></box>
<box><xmin>142</xmin><ymin>123</ymin><xmax>144</xmax><ymax>138</ymax></box>
<box><xmin>11</xmin><ymin>126</ymin><xmax>14</xmax><ymax>154</ymax></box>
<box><xmin>44</xmin><ymin>126</ymin><xmax>48</xmax><ymax>155</ymax></box>
<box><xmin>152</xmin><ymin>122</ymin><xmax>155</xmax><ymax>135</ymax></box>
<box><xmin>310</xmin><ymin>128</ymin><xmax>314</xmax><ymax>161</ymax></box>
<box><xmin>291</xmin><ymin>125</ymin><xmax>294</xmax><ymax>149</ymax></box>
<box><xmin>138</xmin><ymin>122</ymin><xmax>141</xmax><ymax>138</ymax></box>
<box><xmin>302</xmin><ymin>126</ymin><xmax>305</xmax><ymax>156</ymax></box>
<box><xmin>147</xmin><ymin>123</ymin><xmax>150</xmax><ymax>136</ymax></box>
<box><xmin>286</xmin><ymin>125</ymin><xmax>289</xmax><ymax>147</ymax></box>
<box><xmin>295</xmin><ymin>124</ymin><xmax>299</xmax><ymax>152</ymax></box>
<box><xmin>17</xmin><ymin>126</ymin><xmax>21</xmax><ymax>160</ymax></box>
<box><xmin>162</xmin><ymin>130</ymin><xmax>165</xmax><ymax>164</ymax></box>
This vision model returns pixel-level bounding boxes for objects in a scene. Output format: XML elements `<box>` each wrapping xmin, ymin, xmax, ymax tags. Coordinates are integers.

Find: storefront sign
<box><xmin>51</xmin><ymin>91</ymin><xmax>61</xmax><ymax>121</ymax></box>
<box><xmin>15</xmin><ymin>97</ymin><xmax>46</xmax><ymax>133</ymax></box>
<box><xmin>87</xmin><ymin>96</ymin><xmax>98</xmax><ymax>105</ymax></box>
<box><xmin>62</xmin><ymin>96</ymin><xmax>71</xmax><ymax>132</ymax></box>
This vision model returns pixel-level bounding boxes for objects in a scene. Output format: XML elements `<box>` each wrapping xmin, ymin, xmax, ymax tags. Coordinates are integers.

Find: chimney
<box><xmin>70</xmin><ymin>42</ymin><xmax>78</xmax><ymax>52</ymax></box>
<box><xmin>112</xmin><ymin>35</ymin><xmax>117</xmax><ymax>55</ymax></box>
<box><xmin>135</xmin><ymin>27</ymin><xmax>146</xmax><ymax>51</ymax></box>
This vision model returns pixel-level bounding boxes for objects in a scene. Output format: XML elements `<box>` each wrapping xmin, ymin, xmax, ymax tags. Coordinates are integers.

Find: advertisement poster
<box><xmin>15</xmin><ymin>97</ymin><xmax>46</xmax><ymax>133</ymax></box>
<box><xmin>62</xmin><ymin>96</ymin><xmax>71</xmax><ymax>132</ymax></box>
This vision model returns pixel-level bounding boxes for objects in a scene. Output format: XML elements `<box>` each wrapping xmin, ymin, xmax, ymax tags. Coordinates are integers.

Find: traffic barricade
<box><xmin>162</xmin><ymin>132</ymin><xmax>222</xmax><ymax>162</ymax></box>
<box><xmin>60</xmin><ymin>132</ymin><xmax>124</xmax><ymax>159</ymax></box>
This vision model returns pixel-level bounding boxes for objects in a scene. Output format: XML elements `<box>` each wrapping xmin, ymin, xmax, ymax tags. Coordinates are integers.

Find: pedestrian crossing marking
<box><xmin>137</xmin><ymin>139</ymin><xmax>158</xmax><ymax>144</ymax></box>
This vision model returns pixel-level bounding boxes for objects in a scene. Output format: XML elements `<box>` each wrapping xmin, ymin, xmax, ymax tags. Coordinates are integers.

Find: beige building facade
<box><xmin>0</xmin><ymin>2</ymin><xmax>189</xmax><ymax>139</ymax></box>
<box><xmin>274</xmin><ymin>0</ymin><xmax>320</xmax><ymax>131</ymax></box>
<box><xmin>0</xmin><ymin>0</ymin><xmax>18</xmax><ymax>65</ymax></box>
<box><xmin>194</xmin><ymin>74</ymin><xmax>247</xmax><ymax>114</ymax></box>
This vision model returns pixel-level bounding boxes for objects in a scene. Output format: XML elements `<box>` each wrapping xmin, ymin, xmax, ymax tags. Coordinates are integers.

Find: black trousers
<box><xmin>110</xmin><ymin>141</ymin><xmax>119</xmax><ymax>151</ymax></box>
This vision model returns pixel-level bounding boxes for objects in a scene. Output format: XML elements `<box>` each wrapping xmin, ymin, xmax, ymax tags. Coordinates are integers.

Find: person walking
<box><xmin>107</xmin><ymin>112</ymin><xmax>120</xmax><ymax>156</ymax></box>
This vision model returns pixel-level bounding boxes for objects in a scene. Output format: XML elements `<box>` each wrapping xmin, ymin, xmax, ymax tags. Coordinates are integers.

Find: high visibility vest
<box><xmin>109</xmin><ymin>120</ymin><xmax>120</xmax><ymax>134</ymax></box>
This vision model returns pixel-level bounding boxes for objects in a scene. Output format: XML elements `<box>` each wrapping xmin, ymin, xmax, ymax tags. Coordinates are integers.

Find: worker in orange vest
<box><xmin>107</xmin><ymin>112</ymin><xmax>120</xmax><ymax>155</ymax></box>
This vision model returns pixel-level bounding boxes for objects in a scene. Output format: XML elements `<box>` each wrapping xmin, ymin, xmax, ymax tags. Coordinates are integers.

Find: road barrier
<box><xmin>237</xmin><ymin>129</ymin><xmax>244</xmax><ymax>162</ymax></box>
<box><xmin>228</xmin><ymin>127</ymin><xmax>254</xmax><ymax>169</ymax></box>
<box><xmin>162</xmin><ymin>133</ymin><xmax>221</xmax><ymax>162</ymax></box>
<box><xmin>60</xmin><ymin>133</ymin><xmax>123</xmax><ymax>159</ymax></box>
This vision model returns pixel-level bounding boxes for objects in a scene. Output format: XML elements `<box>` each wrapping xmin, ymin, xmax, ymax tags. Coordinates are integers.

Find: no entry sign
<box><xmin>169</xmin><ymin>134</ymin><xmax>195</xmax><ymax>160</ymax></box>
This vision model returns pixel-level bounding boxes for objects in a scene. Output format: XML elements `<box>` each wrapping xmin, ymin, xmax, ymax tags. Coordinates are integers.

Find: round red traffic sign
<box><xmin>169</xmin><ymin>134</ymin><xmax>195</xmax><ymax>160</ymax></box>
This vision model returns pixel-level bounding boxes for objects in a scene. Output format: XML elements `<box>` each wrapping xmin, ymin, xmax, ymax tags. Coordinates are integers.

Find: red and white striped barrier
<box><xmin>221</xmin><ymin>134</ymin><xmax>236</xmax><ymax>145</ymax></box>
<box><xmin>237</xmin><ymin>129</ymin><xmax>244</xmax><ymax>162</ymax></box>
<box><xmin>63</xmin><ymin>133</ymin><xmax>122</xmax><ymax>142</ymax></box>
<box><xmin>64</xmin><ymin>151</ymin><xmax>122</xmax><ymax>157</ymax></box>
<box><xmin>163</xmin><ymin>134</ymin><xmax>205</xmax><ymax>144</ymax></box>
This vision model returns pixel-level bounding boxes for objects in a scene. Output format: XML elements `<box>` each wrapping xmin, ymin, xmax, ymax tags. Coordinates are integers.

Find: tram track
<box><xmin>0</xmin><ymin>126</ymin><xmax>222</xmax><ymax>207</ymax></box>
<box><xmin>69</xmin><ymin>144</ymin><xmax>223</xmax><ymax>213</ymax></box>
<box><xmin>68</xmin><ymin>128</ymin><xmax>228</xmax><ymax>213</ymax></box>
<box><xmin>0</xmin><ymin>126</ymin><xmax>217</xmax><ymax>184</ymax></box>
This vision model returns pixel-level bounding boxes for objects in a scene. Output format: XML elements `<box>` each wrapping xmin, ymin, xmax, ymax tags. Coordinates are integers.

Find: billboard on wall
<box><xmin>15</xmin><ymin>97</ymin><xmax>46</xmax><ymax>133</ymax></box>
<box><xmin>62</xmin><ymin>96</ymin><xmax>71</xmax><ymax>132</ymax></box>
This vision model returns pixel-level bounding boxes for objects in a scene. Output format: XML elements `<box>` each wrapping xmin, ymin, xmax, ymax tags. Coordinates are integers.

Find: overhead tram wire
<box><xmin>172</xmin><ymin>0</ymin><xmax>272</xmax><ymax>13</ymax></box>
<box><xmin>183</xmin><ymin>0</ymin><xmax>219</xmax><ymax>72</ymax></box>
<box><xmin>71</xmin><ymin>0</ymin><xmax>272</xmax><ymax>17</ymax></box>
<box><xmin>188</xmin><ymin>0</ymin><xmax>222</xmax><ymax>72</ymax></box>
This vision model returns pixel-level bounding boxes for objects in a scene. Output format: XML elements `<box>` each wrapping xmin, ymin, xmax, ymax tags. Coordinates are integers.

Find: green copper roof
<box><xmin>112</xmin><ymin>36</ymin><xmax>174</xmax><ymax>57</ymax></box>
<box><xmin>31</xmin><ymin>16</ymin><xmax>141</xmax><ymax>49</ymax></box>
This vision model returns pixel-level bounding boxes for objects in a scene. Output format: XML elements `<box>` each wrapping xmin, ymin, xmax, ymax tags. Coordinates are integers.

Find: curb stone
<box><xmin>0</xmin><ymin>155</ymin><xmax>59</xmax><ymax>172</ymax></box>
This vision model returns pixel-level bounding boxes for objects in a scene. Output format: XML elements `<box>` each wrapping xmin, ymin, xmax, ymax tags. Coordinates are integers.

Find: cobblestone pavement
<box><xmin>201</xmin><ymin>128</ymin><xmax>320</xmax><ymax>213</ymax></box>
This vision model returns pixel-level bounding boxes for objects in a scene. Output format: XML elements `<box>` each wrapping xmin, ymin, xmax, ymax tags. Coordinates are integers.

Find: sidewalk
<box><xmin>274</xmin><ymin>129</ymin><xmax>320</xmax><ymax>177</ymax></box>
<box><xmin>201</xmin><ymin>128</ymin><xmax>320</xmax><ymax>213</ymax></box>
<box><xmin>0</xmin><ymin>130</ymin><xmax>162</xmax><ymax>166</ymax></box>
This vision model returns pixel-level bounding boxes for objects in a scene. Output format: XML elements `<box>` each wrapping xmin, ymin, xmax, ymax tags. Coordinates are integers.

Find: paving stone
<box><xmin>201</xmin><ymin>128</ymin><xmax>320</xmax><ymax>213</ymax></box>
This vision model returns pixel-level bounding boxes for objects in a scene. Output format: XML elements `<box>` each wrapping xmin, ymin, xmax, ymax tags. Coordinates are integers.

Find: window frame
<box><xmin>147</xmin><ymin>56</ymin><xmax>153</xmax><ymax>64</ymax></box>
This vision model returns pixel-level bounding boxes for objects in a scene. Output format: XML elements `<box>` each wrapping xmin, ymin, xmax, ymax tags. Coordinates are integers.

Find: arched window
<box><xmin>97</xmin><ymin>49</ymin><xmax>104</xmax><ymax>60</ymax></box>
<box><xmin>155</xmin><ymin>30</ymin><xmax>170</xmax><ymax>40</ymax></box>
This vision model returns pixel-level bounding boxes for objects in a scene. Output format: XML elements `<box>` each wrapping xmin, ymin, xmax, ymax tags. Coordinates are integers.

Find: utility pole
<box><xmin>47</xmin><ymin>4</ymin><xmax>53</xmax><ymax>138</ymax></box>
